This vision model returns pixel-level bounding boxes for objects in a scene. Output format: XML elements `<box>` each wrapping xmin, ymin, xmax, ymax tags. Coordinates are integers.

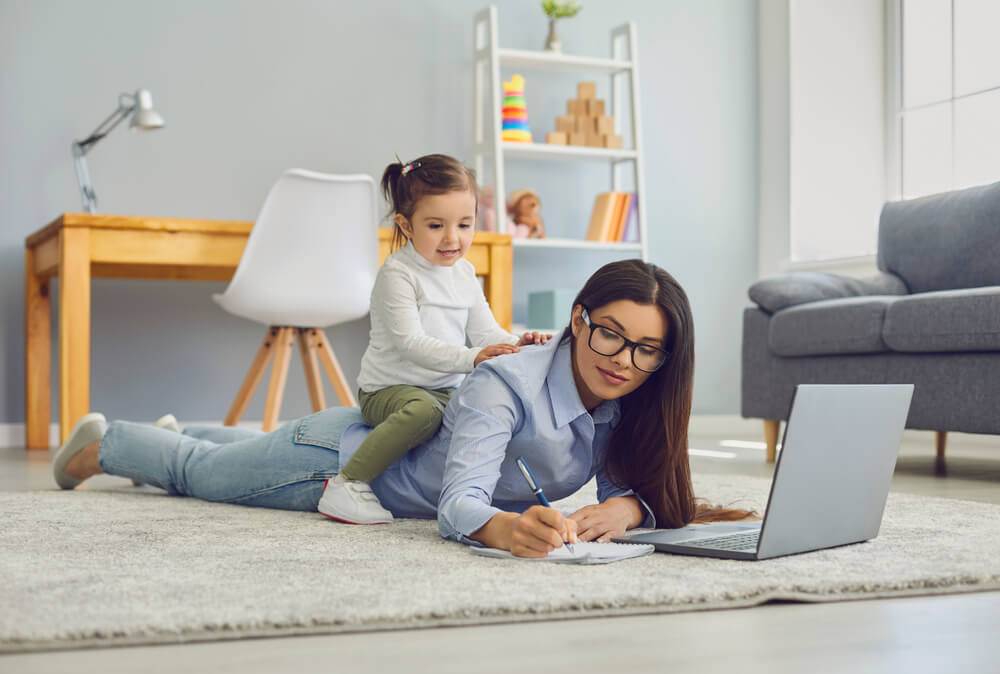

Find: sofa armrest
<box><xmin>748</xmin><ymin>271</ymin><xmax>909</xmax><ymax>313</ymax></box>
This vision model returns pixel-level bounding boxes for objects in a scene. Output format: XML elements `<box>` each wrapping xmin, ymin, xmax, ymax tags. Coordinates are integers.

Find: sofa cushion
<box><xmin>748</xmin><ymin>271</ymin><xmax>907</xmax><ymax>314</ymax></box>
<box><xmin>878</xmin><ymin>180</ymin><xmax>1000</xmax><ymax>293</ymax></box>
<box><xmin>769</xmin><ymin>296</ymin><xmax>897</xmax><ymax>357</ymax></box>
<box><xmin>883</xmin><ymin>286</ymin><xmax>1000</xmax><ymax>352</ymax></box>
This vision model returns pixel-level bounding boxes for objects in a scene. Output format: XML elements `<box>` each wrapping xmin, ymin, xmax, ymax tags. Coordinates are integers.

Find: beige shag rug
<box><xmin>2</xmin><ymin>473</ymin><xmax>998</xmax><ymax>652</ymax></box>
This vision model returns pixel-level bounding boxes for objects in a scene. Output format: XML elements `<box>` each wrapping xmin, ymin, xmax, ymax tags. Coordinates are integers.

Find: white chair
<box><xmin>214</xmin><ymin>169</ymin><xmax>379</xmax><ymax>430</ymax></box>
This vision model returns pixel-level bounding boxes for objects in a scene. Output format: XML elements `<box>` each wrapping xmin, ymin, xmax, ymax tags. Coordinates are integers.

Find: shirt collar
<box><xmin>546</xmin><ymin>338</ymin><xmax>621</xmax><ymax>429</ymax></box>
<box><xmin>400</xmin><ymin>239</ymin><xmax>447</xmax><ymax>273</ymax></box>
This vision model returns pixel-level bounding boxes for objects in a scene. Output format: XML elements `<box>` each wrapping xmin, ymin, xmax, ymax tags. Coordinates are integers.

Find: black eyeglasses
<box><xmin>579</xmin><ymin>308</ymin><xmax>670</xmax><ymax>373</ymax></box>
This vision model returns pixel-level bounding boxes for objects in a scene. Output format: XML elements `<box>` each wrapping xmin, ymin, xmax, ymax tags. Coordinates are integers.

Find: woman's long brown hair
<box><xmin>566</xmin><ymin>259</ymin><xmax>755</xmax><ymax>528</ymax></box>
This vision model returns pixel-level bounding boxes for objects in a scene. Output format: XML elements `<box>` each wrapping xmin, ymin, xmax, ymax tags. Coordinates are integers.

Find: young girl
<box><xmin>55</xmin><ymin>260</ymin><xmax>752</xmax><ymax>556</ymax></box>
<box><xmin>319</xmin><ymin>154</ymin><xmax>548</xmax><ymax>525</ymax></box>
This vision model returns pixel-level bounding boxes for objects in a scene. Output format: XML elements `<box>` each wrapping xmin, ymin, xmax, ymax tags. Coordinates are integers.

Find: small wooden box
<box><xmin>585</xmin><ymin>132</ymin><xmax>603</xmax><ymax>147</ymax></box>
<box><xmin>602</xmin><ymin>134</ymin><xmax>623</xmax><ymax>149</ymax></box>
<box><xmin>574</xmin><ymin>116</ymin><xmax>594</xmax><ymax>133</ymax></box>
<box><xmin>545</xmin><ymin>131</ymin><xmax>568</xmax><ymax>145</ymax></box>
<box><xmin>568</xmin><ymin>132</ymin><xmax>587</xmax><ymax>146</ymax></box>
<box><xmin>577</xmin><ymin>81</ymin><xmax>596</xmax><ymax>99</ymax></box>
<box><xmin>595</xmin><ymin>116</ymin><xmax>615</xmax><ymax>135</ymax></box>
<box><xmin>585</xmin><ymin>99</ymin><xmax>605</xmax><ymax>116</ymax></box>
<box><xmin>567</xmin><ymin>99</ymin><xmax>586</xmax><ymax>116</ymax></box>
<box><xmin>555</xmin><ymin>115</ymin><xmax>575</xmax><ymax>133</ymax></box>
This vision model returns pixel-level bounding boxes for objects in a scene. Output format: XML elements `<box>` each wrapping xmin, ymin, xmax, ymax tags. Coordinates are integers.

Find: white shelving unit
<box><xmin>472</xmin><ymin>5</ymin><xmax>648</xmax><ymax>260</ymax></box>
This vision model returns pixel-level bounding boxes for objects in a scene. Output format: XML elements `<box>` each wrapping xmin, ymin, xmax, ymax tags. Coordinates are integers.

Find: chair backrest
<box><xmin>219</xmin><ymin>169</ymin><xmax>380</xmax><ymax>328</ymax></box>
<box><xmin>877</xmin><ymin>180</ymin><xmax>1000</xmax><ymax>294</ymax></box>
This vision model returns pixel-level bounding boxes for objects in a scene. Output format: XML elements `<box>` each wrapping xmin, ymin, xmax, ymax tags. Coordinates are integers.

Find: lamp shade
<box><xmin>129</xmin><ymin>89</ymin><xmax>165</xmax><ymax>130</ymax></box>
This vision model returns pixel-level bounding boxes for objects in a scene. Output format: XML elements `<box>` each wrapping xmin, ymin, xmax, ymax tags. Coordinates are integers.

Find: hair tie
<box><xmin>401</xmin><ymin>161</ymin><xmax>422</xmax><ymax>176</ymax></box>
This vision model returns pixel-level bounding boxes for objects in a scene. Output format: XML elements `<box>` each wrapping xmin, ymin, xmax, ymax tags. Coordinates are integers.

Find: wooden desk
<box><xmin>24</xmin><ymin>214</ymin><xmax>512</xmax><ymax>448</ymax></box>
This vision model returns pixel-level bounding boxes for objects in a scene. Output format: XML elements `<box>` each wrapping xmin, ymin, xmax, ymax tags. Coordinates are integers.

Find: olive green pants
<box><xmin>338</xmin><ymin>385</ymin><xmax>456</xmax><ymax>483</ymax></box>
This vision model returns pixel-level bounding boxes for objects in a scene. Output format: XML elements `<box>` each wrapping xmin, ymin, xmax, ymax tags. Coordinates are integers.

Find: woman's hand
<box><xmin>474</xmin><ymin>343</ymin><xmax>520</xmax><ymax>366</ymax></box>
<box><xmin>509</xmin><ymin>505</ymin><xmax>578</xmax><ymax>558</ymax></box>
<box><xmin>568</xmin><ymin>496</ymin><xmax>643</xmax><ymax>543</ymax></box>
<box><xmin>517</xmin><ymin>331</ymin><xmax>552</xmax><ymax>347</ymax></box>
<box><xmin>470</xmin><ymin>506</ymin><xmax>578</xmax><ymax>558</ymax></box>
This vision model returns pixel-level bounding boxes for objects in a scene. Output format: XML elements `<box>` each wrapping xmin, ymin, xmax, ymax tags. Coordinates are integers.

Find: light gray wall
<box><xmin>0</xmin><ymin>0</ymin><xmax>757</xmax><ymax>429</ymax></box>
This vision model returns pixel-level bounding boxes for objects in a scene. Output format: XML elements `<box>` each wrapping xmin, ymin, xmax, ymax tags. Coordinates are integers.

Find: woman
<box><xmin>54</xmin><ymin>259</ymin><xmax>746</xmax><ymax>557</ymax></box>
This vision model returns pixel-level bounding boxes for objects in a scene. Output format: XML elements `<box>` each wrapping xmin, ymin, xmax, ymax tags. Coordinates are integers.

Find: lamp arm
<box><xmin>72</xmin><ymin>144</ymin><xmax>98</xmax><ymax>214</ymax></box>
<box><xmin>70</xmin><ymin>93</ymin><xmax>140</xmax><ymax>213</ymax></box>
<box><xmin>73</xmin><ymin>99</ymin><xmax>136</xmax><ymax>154</ymax></box>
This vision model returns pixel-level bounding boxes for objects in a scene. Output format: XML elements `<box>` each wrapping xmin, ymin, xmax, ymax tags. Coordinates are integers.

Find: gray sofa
<box><xmin>742</xmin><ymin>180</ymin><xmax>1000</xmax><ymax>461</ymax></box>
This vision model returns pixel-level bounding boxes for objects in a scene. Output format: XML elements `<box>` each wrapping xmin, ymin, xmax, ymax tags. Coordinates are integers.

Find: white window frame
<box><xmin>890</xmin><ymin>0</ymin><xmax>1000</xmax><ymax>201</ymax></box>
<box><xmin>758</xmin><ymin>0</ymin><xmax>895</xmax><ymax>279</ymax></box>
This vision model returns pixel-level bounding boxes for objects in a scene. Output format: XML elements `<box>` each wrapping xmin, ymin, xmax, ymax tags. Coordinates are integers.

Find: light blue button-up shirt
<box><xmin>338</xmin><ymin>331</ymin><xmax>655</xmax><ymax>543</ymax></box>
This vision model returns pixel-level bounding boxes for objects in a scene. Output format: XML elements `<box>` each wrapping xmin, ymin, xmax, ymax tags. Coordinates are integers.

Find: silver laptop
<box><xmin>616</xmin><ymin>384</ymin><xmax>914</xmax><ymax>560</ymax></box>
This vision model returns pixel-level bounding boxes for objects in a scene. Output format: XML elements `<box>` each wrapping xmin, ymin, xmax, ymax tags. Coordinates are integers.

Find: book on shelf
<box><xmin>621</xmin><ymin>192</ymin><xmax>638</xmax><ymax>242</ymax></box>
<box><xmin>586</xmin><ymin>191</ymin><xmax>637</xmax><ymax>243</ymax></box>
<box><xmin>585</xmin><ymin>192</ymin><xmax>619</xmax><ymax>242</ymax></box>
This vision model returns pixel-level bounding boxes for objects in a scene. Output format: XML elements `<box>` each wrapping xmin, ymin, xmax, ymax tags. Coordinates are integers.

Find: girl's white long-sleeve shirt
<box><xmin>357</xmin><ymin>241</ymin><xmax>519</xmax><ymax>393</ymax></box>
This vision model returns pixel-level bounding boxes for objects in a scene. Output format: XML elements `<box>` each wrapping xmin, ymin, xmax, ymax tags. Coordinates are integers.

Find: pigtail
<box><xmin>381</xmin><ymin>161</ymin><xmax>407</xmax><ymax>252</ymax></box>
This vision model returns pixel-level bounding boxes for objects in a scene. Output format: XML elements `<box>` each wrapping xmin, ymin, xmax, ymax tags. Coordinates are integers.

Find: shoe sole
<box><xmin>318</xmin><ymin>510</ymin><xmax>391</xmax><ymax>525</ymax></box>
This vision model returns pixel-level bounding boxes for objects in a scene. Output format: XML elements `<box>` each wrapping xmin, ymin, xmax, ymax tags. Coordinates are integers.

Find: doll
<box><xmin>508</xmin><ymin>189</ymin><xmax>545</xmax><ymax>239</ymax></box>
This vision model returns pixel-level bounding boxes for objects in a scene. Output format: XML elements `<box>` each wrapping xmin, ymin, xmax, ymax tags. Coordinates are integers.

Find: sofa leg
<box><xmin>935</xmin><ymin>431</ymin><xmax>947</xmax><ymax>458</ymax></box>
<box><xmin>764</xmin><ymin>419</ymin><xmax>780</xmax><ymax>463</ymax></box>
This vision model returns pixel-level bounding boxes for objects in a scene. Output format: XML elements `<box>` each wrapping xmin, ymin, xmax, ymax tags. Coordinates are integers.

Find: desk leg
<box><xmin>59</xmin><ymin>228</ymin><xmax>91</xmax><ymax>444</ymax></box>
<box><xmin>25</xmin><ymin>246</ymin><xmax>51</xmax><ymax>449</ymax></box>
<box><xmin>485</xmin><ymin>241</ymin><xmax>513</xmax><ymax>331</ymax></box>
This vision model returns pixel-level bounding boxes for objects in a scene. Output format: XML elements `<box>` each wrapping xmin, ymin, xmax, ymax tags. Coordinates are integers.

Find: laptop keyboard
<box><xmin>682</xmin><ymin>531</ymin><xmax>760</xmax><ymax>551</ymax></box>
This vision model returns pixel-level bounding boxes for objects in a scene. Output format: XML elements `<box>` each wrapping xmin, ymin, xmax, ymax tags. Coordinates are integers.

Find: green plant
<box><xmin>542</xmin><ymin>0</ymin><xmax>581</xmax><ymax>19</ymax></box>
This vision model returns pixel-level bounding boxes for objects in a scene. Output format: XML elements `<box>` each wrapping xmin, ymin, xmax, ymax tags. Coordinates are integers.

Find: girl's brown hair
<box><xmin>380</xmin><ymin>154</ymin><xmax>478</xmax><ymax>252</ymax></box>
<box><xmin>565</xmin><ymin>259</ymin><xmax>755</xmax><ymax>528</ymax></box>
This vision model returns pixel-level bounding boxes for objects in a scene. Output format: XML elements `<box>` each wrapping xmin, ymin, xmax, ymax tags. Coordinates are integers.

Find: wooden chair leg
<box><xmin>764</xmin><ymin>419</ymin><xmax>780</xmax><ymax>463</ymax></box>
<box><xmin>935</xmin><ymin>431</ymin><xmax>947</xmax><ymax>458</ymax></box>
<box><xmin>261</xmin><ymin>327</ymin><xmax>295</xmax><ymax>431</ymax></box>
<box><xmin>225</xmin><ymin>327</ymin><xmax>280</xmax><ymax>426</ymax></box>
<box><xmin>311</xmin><ymin>329</ymin><xmax>358</xmax><ymax>407</ymax></box>
<box><xmin>297</xmin><ymin>328</ymin><xmax>327</xmax><ymax>413</ymax></box>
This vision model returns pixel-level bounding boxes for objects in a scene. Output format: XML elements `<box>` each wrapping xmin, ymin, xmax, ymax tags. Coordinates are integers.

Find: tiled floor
<box><xmin>2</xmin><ymin>427</ymin><xmax>999</xmax><ymax>673</ymax></box>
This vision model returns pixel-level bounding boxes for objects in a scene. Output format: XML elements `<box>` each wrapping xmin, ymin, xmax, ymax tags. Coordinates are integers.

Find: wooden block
<box><xmin>568</xmin><ymin>132</ymin><xmax>587</xmax><ymax>146</ymax></box>
<box><xmin>555</xmin><ymin>115</ymin><xmax>575</xmax><ymax>133</ymax></box>
<box><xmin>567</xmin><ymin>99</ymin><xmax>586</xmax><ymax>116</ymax></box>
<box><xmin>585</xmin><ymin>99</ymin><xmax>605</xmax><ymax>116</ymax></box>
<box><xmin>574</xmin><ymin>116</ymin><xmax>595</xmax><ymax>133</ymax></box>
<box><xmin>545</xmin><ymin>131</ymin><xmax>568</xmax><ymax>145</ymax></box>
<box><xmin>595</xmin><ymin>115</ymin><xmax>615</xmax><ymax>135</ymax></box>
<box><xmin>585</xmin><ymin>132</ymin><xmax>603</xmax><ymax>147</ymax></box>
<box><xmin>602</xmin><ymin>134</ymin><xmax>623</xmax><ymax>149</ymax></box>
<box><xmin>577</xmin><ymin>81</ymin><xmax>596</xmax><ymax>99</ymax></box>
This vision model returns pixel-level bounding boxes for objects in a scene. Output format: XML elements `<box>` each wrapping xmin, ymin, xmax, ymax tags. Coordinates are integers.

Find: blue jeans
<box><xmin>98</xmin><ymin>407</ymin><xmax>365</xmax><ymax>511</ymax></box>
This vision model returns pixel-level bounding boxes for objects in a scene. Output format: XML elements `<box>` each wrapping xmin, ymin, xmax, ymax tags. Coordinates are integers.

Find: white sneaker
<box><xmin>318</xmin><ymin>475</ymin><xmax>393</xmax><ymax>525</ymax></box>
<box><xmin>53</xmin><ymin>413</ymin><xmax>108</xmax><ymax>490</ymax></box>
<box><xmin>154</xmin><ymin>414</ymin><xmax>181</xmax><ymax>433</ymax></box>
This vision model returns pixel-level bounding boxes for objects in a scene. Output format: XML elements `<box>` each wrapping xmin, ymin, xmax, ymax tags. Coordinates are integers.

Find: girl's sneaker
<box><xmin>318</xmin><ymin>475</ymin><xmax>393</xmax><ymax>525</ymax></box>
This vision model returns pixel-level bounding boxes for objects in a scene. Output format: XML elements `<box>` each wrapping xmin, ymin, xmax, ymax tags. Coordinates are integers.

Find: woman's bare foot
<box><xmin>62</xmin><ymin>442</ymin><xmax>103</xmax><ymax>480</ymax></box>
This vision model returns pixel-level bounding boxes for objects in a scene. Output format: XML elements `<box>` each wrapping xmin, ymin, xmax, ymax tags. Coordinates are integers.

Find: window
<box><xmin>894</xmin><ymin>0</ymin><xmax>1000</xmax><ymax>199</ymax></box>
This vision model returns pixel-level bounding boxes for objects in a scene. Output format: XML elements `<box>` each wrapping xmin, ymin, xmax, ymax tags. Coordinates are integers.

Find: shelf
<box><xmin>495</xmin><ymin>142</ymin><xmax>637</xmax><ymax>162</ymax></box>
<box><xmin>473</xmin><ymin>7</ymin><xmax>646</xmax><ymax>268</ymax></box>
<box><xmin>511</xmin><ymin>238</ymin><xmax>642</xmax><ymax>252</ymax></box>
<box><xmin>474</xmin><ymin>48</ymin><xmax>633</xmax><ymax>74</ymax></box>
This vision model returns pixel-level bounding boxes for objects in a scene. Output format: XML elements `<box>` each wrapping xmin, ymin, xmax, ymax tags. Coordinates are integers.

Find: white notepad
<box><xmin>470</xmin><ymin>541</ymin><xmax>654</xmax><ymax>564</ymax></box>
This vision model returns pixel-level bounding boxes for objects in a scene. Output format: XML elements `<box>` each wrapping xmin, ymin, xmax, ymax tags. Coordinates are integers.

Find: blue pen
<box><xmin>516</xmin><ymin>456</ymin><xmax>575</xmax><ymax>553</ymax></box>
